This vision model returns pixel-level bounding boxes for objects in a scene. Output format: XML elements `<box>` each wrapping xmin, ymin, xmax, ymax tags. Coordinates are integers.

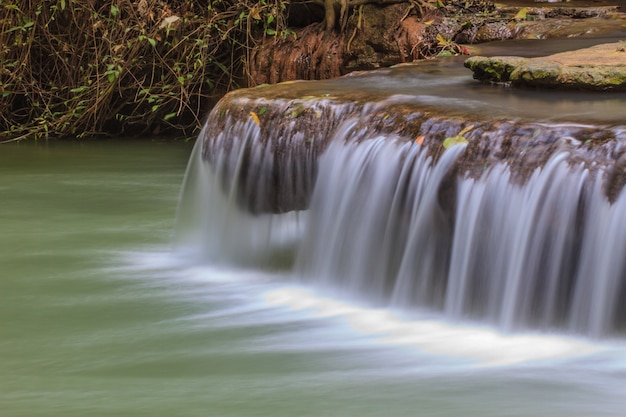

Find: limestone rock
<box><xmin>465</xmin><ymin>42</ymin><xmax>626</xmax><ymax>90</ymax></box>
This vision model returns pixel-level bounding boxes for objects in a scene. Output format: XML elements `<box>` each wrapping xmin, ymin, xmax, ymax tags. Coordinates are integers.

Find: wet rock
<box><xmin>202</xmin><ymin>69</ymin><xmax>626</xmax><ymax>213</ymax></box>
<box><xmin>473</xmin><ymin>22</ymin><xmax>515</xmax><ymax>42</ymax></box>
<box><xmin>464</xmin><ymin>56</ymin><xmax>528</xmax><ymax>82</ymax></box>
<box><xmin>465</xmin><ymin>42</ymin><xmax>626</xmax><ymax>90</ymax></box>
<box><xmin>498</xmin><ymin>5</ymin><xmax>620</xmax><ymax>19</ymax></box>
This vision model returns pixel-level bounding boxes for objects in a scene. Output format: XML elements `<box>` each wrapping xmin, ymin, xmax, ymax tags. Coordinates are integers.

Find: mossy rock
<box><xmin>465</xmin><ymin>42</ymin><xmax>626</xmax><ymax>91</ymax></box>
<box><xmin>464</xmin><ymin>56</ymin><xmax>528</xmax><ymax>83</ymax></box>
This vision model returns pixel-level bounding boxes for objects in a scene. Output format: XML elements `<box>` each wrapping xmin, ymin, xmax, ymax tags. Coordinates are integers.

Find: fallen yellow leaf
<box><xmin>249</xmin><ymin>111</ymin><xmax>261</xmax><ymax>126</ymax></box>
<box><xmin>514</xmin><ymin>7</ymin><xmax>528</xmax><ymax>21</ymax></box>
<box><xmin>250</xmin><ymin>7</ymin><xmax>261</xmax><ymax>20</ymax></box>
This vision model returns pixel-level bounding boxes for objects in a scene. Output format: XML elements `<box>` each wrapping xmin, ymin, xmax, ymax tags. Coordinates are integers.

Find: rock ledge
<box><xmin>465</xmin><ymin>42</ymin><xmax>626</xmax><ymax>90</ymax></box>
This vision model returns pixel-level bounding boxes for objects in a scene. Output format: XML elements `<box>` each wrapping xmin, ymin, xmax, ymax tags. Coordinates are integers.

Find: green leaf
<box><xmin>70</xmin><ymin>86</ymin><xmax>88</xmax><ymax>93</ymax></box>
<box><xmin>111</xmin><ymin>5</ymin><xmax>119</xmax><ymax>17</ymax></box>
<box><xmin>148</xmin><ymin>37</ymin><xmax>156</xmax><ymax>48</ymax></box>
<box><xmin>60</xmin><ymin>0</ymin><xmax>65</xmax><ymax>10</ymax></box>
<box><xmin>151</xmin><ymin>105</ymin><xmax>159</xmax><ymax>112</ymax></box>
<box><xmin>177</xmin><ymin>76</ymin><xmax>185</xmax><ymax>85</ymax></box>
<box><xmin>282</xmin><ymin>28</ymin><xmax>297</xmax><ymax>40</ymax></box>
<box><xmin>107</xmin><ymin>72</ymin><xmax>116</xmax><ymax>83</ymax></box>
<box><xmin>258</xmin><ymin>106</ymin><xmax>267</xmax><ymax>116</ymax></box>
<box><xmin>265</xmin><ymin>28</ymin><xmax>276</xmax><ymax>36</ymax></box>
<box><xmin>443</xmin><ymin>135</ymin><xmax>468</xmax><ymax>149</ymax></box>
<box><xmin>163</xmin><ymin>112</ymin><xmax>177</xmax><ymax>121</ymax></box>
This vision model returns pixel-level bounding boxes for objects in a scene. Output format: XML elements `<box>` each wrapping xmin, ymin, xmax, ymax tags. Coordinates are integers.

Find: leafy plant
<box><xmin>0</xmin><ymin>0</ymin><xmax>293</xmax><ymax>141</ymax></box>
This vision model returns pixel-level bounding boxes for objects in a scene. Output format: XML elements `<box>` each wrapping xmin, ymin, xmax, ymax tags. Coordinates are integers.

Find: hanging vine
<box><xmin>0</xmin><ymin>0</ymin><xmax>290</xmax><ymax>141</ymax></box>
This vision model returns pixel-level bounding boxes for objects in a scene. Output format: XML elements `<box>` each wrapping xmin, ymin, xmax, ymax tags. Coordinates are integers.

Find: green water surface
<box><xmin>1</xmin><ymin>140</ymin><xmax>624</xmax><ymax>417</ymax></box>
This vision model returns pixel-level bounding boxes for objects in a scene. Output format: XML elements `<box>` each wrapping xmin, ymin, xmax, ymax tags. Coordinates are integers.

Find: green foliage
<box><xmin>0</xmin><ymin>0</ymin><xmax>292</xmax><ymax>141</ymax></box>
<box><xmin>442</xmin><ymin>135</ymin><xmax>468</xmax><ymax>149</ymax></box>
<box><xmin>443</xmin><ymin>125</ymin><xmax>473</xmax><ymax>149</ymax></box>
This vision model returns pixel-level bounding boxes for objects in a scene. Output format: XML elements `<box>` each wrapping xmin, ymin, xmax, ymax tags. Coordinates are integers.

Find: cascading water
<box><xmin>175</xmin><ymin>123</ymin><xmax>307</xmax><ymax>267</ymax></box>
<box><xmin>178</xmin><ymin>104</ymin><xmax>626</xmax><ymax>339</ymax></box>
<box><xmin>298</xmin><ymin>136</ymin><xmax>626</xmax><ymax>337</ymax></box>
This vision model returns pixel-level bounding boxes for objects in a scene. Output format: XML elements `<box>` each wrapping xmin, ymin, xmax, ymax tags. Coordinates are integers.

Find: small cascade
<box><xmin>179</xmin><ymin>88</ymin><xmax>626</xmax><ymax>338</ymax></box>
<box><xmin>175</xmin><ymin>123</ymin><xmax>306</xmax><ymax>267</ymax></box>
<box><xmin>297</xmin><ymin>136</ymin><xmax>626</xmax><ymax>337</ymax></box>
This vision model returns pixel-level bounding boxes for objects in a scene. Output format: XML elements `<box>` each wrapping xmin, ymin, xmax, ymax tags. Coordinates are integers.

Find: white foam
<box><xmin>264</xmin><ymin>287</ymin><xmax>603</xmax><ymax>368</ymax></box>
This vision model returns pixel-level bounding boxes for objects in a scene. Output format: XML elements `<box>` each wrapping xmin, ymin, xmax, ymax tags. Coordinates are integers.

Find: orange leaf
<box><xmin>415</xmin><ymin>135</ymin><xmax>425</xmax><ymax>145</ymax></box>
<box><xmin>249</xmin><ymin>111</ymin><xmax>261</xmax><ymax>126</ymax></box>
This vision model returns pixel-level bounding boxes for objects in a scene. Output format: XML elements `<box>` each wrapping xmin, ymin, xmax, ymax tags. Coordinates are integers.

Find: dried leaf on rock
<box><xmin>250</xmin><ymin>111</ymin><xmax>261</xmax><ymax>126</ymax></box>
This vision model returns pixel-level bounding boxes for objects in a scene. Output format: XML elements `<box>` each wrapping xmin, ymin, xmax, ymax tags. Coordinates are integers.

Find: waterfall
<box><xmin>178</xmin><ymin>112</ymin><xmax>626</xmax><ymax>338</ymax></box>
<box><xmin>175</xmin><ymin>123</ymin><xmax>307</xmax><ymax>268</ymax></box>
<box><xmin>296</xmin><ymin>136</ymin><xmax>626</xmax><ymax>337</ymax></box>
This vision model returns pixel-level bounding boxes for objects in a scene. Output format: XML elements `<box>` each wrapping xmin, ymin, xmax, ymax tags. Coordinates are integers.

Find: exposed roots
<box><xmin>249</xmin><ymin>24</ymin><xmax>344</xmax><ymax>85</ymax></box>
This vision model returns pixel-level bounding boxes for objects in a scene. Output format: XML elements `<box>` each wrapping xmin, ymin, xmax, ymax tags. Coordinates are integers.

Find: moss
<box><xmin>465</xmin><ymin>56</ymin><xmax>528</xmax><ymax>82</ymax></box>
<box><xmin>466</xmin><ymin>46</ymin><xmax>626</xmax><ymax>91</ymax></box>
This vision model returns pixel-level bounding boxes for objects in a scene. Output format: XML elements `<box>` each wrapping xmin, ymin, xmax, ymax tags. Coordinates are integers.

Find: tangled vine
<box><xmin>0</xmin><ymin>0</ymin><xmax>289</xmax><ymax>141</ymax></box>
